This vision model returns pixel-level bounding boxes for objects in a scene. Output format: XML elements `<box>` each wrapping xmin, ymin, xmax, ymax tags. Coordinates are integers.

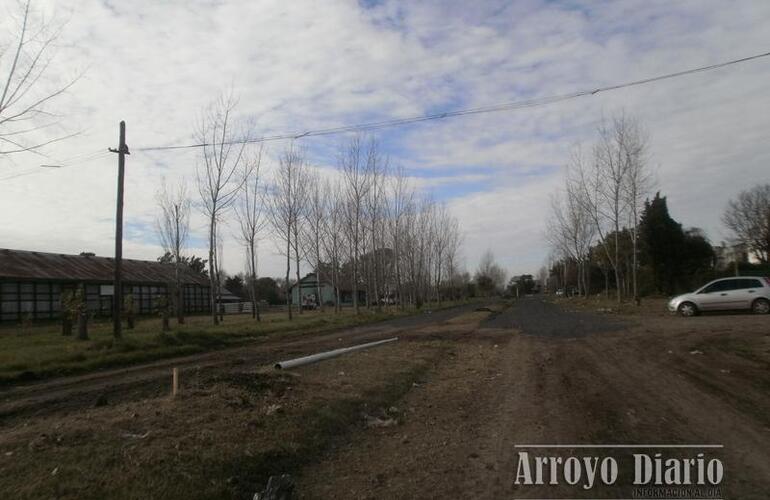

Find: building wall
<box><xmin>290</xmin><ymin>282</ymin><xmax>336</xmax><ymax>306</ymax></box>
<box><xmin>0</xmin><ymin>279</ymin><xmax>210</xmax><ymax>322</ymax></box>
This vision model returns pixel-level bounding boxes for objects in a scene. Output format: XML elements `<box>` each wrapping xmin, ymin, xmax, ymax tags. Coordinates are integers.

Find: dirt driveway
<box><xmin>299</xmin><ymin>297</ymin><xmax>770</xmax><ymax>499</ymax></box>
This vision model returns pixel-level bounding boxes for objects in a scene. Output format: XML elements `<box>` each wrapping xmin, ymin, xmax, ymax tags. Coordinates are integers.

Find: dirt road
<box><xmin>0</xmin><ymin>303</ymin><xmax>482</xmax><ymax>423</ymax></box>
<box><xmin>299</xmin><ymin>297</ymin><xmax>770</xmax><ymax>499</ymax></box>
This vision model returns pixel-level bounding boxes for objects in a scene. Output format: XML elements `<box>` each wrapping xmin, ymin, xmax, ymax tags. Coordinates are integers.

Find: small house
<box><xmin>289</xmin><ymin>273</ymin><xmax>336</xmax><ymax>308</ymax></box>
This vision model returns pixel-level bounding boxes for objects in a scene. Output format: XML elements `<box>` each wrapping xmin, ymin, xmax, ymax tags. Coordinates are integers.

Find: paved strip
<box><xmin>482</xmin><ymin>297</ymin><xmax>628</xmax><ymax>337</ymax></box>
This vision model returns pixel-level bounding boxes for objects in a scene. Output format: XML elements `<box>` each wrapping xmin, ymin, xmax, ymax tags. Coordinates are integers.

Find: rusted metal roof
<box><xmin>0</xmin><ymin>248</ymin><xmax>209</xmax><ymax>286</ymax></box>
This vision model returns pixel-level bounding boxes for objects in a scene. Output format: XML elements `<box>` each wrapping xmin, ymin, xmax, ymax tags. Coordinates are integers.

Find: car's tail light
<box><xmin>765</xmin><ymin>277</ymin><xmax>770</xmax><ymax>286</ymax></box>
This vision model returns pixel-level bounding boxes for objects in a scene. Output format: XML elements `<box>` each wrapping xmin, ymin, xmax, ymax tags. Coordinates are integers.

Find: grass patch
<box><xmin>550</xmin><ymin>295</ymin><xmax>669</xmax><ymax>316</ymax></box>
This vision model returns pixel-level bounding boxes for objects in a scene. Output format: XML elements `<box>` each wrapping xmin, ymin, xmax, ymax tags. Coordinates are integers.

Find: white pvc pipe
<box><xmin>274</xmin><ymin>337</ymin><xmax>399</xmax><ymax>370</ymax></box>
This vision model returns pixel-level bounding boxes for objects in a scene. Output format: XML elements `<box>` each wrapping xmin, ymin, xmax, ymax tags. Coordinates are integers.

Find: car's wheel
<box><xmin>751</xmin><ymin>298</ymin><xmax>770</xmax><ymax>314</ymax></box>
<box><xmin>678</xmin><ymin>302</ymin><xmax>698</xmax><ymax>317</ymax></box>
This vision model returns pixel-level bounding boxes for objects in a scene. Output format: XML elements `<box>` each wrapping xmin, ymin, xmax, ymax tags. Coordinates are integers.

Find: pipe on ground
<box><xmin>274</xmin><ymin>337</ymin><xmax>399</xmax><ymax>370</ymax></box>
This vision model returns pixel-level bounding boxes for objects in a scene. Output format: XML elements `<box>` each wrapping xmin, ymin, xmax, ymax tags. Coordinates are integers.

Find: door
<box><xmin>703</xmin><ymin>279</ymin><xmax>752</xmax><ymax>311</ymax></box>
<box><xmin>732</xmin><ymin>278</ymin><xmax>764</xmax><ymax>309</ymax></box>
<box><xmin>696</xmin><ymin>280</ymin><xmax>731</xmax><ymax>310</ymax></box>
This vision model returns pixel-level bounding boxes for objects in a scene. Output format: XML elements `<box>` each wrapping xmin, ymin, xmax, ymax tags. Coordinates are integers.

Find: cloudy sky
<box><xmin>2</xmin><ymin>0</ymin><xmax>769</xmax><ymax>279</ymax></box>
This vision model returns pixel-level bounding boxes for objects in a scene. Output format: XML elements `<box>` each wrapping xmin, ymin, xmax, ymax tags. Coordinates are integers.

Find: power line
<box><xmin>0</xmin><ymin>150</ymin><xmax>111</xmax><ymax>181</ymax></box>
<box><xmin>136</xmin><ymin>50</ymin><xmax>770</xmax><ymax>152</ymax></box>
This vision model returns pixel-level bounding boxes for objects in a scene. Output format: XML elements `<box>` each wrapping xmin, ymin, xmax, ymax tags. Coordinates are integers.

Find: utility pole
<box><xmin>109</xmin><ymin>121</ymin><xmax>129</xmax><ymax>340</ymax></box>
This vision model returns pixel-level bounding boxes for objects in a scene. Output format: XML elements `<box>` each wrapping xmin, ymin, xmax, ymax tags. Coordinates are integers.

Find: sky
<box><xmin>1</xmin><ymin>0</ymin><xmax>770</xmax><ymax>279</ymax></box>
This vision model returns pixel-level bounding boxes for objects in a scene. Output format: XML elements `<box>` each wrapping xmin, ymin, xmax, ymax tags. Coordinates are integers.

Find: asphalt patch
<box><xmin>482</xmin><ymin>298</ymin><xmax>628</xmax><ymax>338</ymax></box>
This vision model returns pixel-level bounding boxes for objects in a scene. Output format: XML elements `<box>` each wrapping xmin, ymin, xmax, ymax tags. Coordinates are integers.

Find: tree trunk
<box><xmin>334</xmin><ymin>269</ymin><xmax>341</xmax><ymax>313</ymax></box>
<box><xmin>77</xmin><ymin>305</ymin><xmax>88</xmax><ymax>341</ymax></box>
<box><xmin>62</xmin><ymin>316</ymin><xmax>72</xmax><ymax>336</ymax></box>
<box><xmin>372</xmin><ymin>239</ymin><xmax>380</xmax><ymax>312</ymax></box>
<box><xmin>249</xmin><ymin>243</ymin><xmax>260</xmax><ymax>321</ymax></box>
<box><xmin>162</xmin><ymin>309</ymin><xmax>171</xmax><ymax>332</ymax></box>
<box><xmin>316</xmin><ymin>264</ymin><xmax>323</xmax><ymax>312</ymax></box>
<box><xmin>175</xmin><ymin>207</ymin><xmax>185</xmax><ymax>325</ymax></box>
<box><xmin>632</xmin><ymin>223</ymin><xmax>640</xmax><ymax>305</ymax></box>
<box><xmin>352</xmin><ymin>239</ymin><xmax>359</xmax><ymax>315</ymax></box>
<box><xmin>294</xmin><ymin>235</ymin><xmax>302</xmax><ymax>316</ymax></box>
<box><xmin>614</xmin><ymin>226</ymin><xmax>621</xmax><ymax>303</ymax></box>
<box><xmin>177</xmin><ymin>280</ymin><xmax>185</xmax><ymax>325</ymax></box>
<box><xmin>208</xmin><ymin>215</ymin><xmax>218</xmax><ymax>325</ymax></box>
<box><xmin>285</xmin><ymin>237</ymin><xmax>292</xmax><ymax>320</ymax></box>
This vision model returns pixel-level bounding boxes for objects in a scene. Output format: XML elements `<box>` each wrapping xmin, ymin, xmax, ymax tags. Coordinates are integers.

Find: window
<box><xmin>0</xmin><ymin>282</ymin><xmax>18</xmax><ymax>321</ymax></box>
<box><xmin>1</xmin><ymin>301</ymin><xmax>18</xmax><ymax>313</ymax></box>
<box><xmin>721</xmin><ymin>280</ymin><xmax>746</xmax><ymax>291</ymax></box>
<box><xmin>701</xmin><ymin>281</ymin><xmax>727</xmax><ymax>293</ymax></box>
<box><xmin>734</xmin><ymin>278</ymin><xmax>762</xmax><ymax>289</ymax></box>
<box><xmin>141</xmin><ymin>286</ymin><xmax>152</xmax><ymax>313</ymax></box>
<box><xmin>85</xmin><ymin>285</ymin><xmax>100</xmax><ymax>315</ymax></box>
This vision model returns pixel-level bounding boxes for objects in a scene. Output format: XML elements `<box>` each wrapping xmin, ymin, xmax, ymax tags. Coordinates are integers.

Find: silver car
<box><xmin>668</xmin><ymin>276</ymin><xmax>770</xmax><ymax>316</ymax></box>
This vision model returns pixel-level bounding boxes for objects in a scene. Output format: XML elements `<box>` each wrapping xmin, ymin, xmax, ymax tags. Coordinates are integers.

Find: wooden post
<box><xmin>172</xmin><ymin>367</ymin><xmax>179</xmax><ymax>397</ymax></box>
<box><xmin>109</xmin><ymin>121</ymin><xmax>129</xmax><ymax>340</ymax></box>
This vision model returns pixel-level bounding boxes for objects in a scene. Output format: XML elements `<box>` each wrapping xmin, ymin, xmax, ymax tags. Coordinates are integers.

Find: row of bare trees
<box><xmin>268</xmin><ymin>135</ymin><xmax>464</xmax><ymax>318</ymax></box>
<box><xmin>157</xmin><ymin>94</ymin><xmax>464</xmax><ymax>324</ymax></box>
<box><xmin>546</xmin><ymin>113</ymin><xmax>654</xmax><ymax>303</ymax></box>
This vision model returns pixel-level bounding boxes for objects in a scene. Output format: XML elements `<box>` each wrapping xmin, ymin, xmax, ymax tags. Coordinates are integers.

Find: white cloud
<box><xmin>1</xmin><ymin>0</ymin><xmax>770</xmax><ymax>278</ymax></box>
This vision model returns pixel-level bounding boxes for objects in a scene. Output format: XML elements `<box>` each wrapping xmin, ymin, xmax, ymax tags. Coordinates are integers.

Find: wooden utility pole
<box><xmin>109</xmin><ymin>121</ymin><xmax>129</xmax><ymax>340</ymax></box>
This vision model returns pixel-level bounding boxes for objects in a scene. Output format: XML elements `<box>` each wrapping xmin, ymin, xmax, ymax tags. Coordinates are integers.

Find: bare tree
<box><xmin>571</xmin><ymin>114</ymin><xmax>644</xmax><ymax>303</ymax></box>
<box><xmin>411</xmin><ymin>196</ymin><xmax>435</xmax><ymax>306</ymax></box>
<box><xmin>620</xmin><ymin>118</ymin><xmax>653</xmax><ymax>304</ymax></box>
<box><xmin>302</xmin><ymin>169</ymin><xmax>328</xmax><ymax>311</ymax></box>
<box><xmin>320</xmin><ymin>179</ymin><xmax>346</xmax><ymax>312</ymax></box>
<box><xmin>475</xmin><ymin>249</ymin><xmax>506</xmax><ymax>296</ymax></box>
<box><xmin>387</xmin><ymin>166</ymin><xmax>414</xmax><ymax>309</ymax></box>
<box><xmin>195</xmin><ymin>92</ymin><xmax>251</xmax><ymax>324</ymax></box>
<box><xmin>235</xmin><ymin>145</ymin><xmax>266</xmax><ymax>320</ymax></box>
<box><xmin>547</xmin><ymin>166</ymin><xmax>595</xmax><ymax>296</ymax></box>
<box><xmin>0</xmin><ymin>1</ymin><xmax>79</xmax><ymax>157</ymax></box>
<box><xmin>338</xmin><ymin>135</ymin><xmax>371</xmax><ymax>314</ymax></box>
<box><xmin>723</xmin><ymin>184</ymin><xmax>770</xmax><ymax>264</ymax></box>
<box><xmin>537</xmin><ymin>265</ymin><xmax>549</xmax><ymax>293</ymax></box>
<box><xmin>364</xmin><ymin>140</ymin><xmax>387</xmax><ymax>309</ymax></box>
<box><xmin>155</xmin><ymin>180</ymin><xmax>191</xmax><ymax>325</ymax></box>
<box><xmin>431</xmin><ymin>202</ymin><xmax>455</xmax><ymax>306</ymax></box>
<box><xmin>289</xmin><ymin>153</ymin><xmax>309</xmax><ymax>315</ymax></box>
<box><xmin>442</xmin><ymin>216</ymin><xmax>462</xmax><ymax>301</ymax></box>
<box><xmin>268</xmin><ymin>143</ymin><xmax>308</xmax><ymax>319</ymax></box>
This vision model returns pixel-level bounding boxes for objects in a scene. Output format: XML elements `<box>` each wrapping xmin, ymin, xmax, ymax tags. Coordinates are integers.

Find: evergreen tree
<box><xmin>639</xmin><ymin>193</ymin><xmax>714</xmax><ymax>294</ymax></box>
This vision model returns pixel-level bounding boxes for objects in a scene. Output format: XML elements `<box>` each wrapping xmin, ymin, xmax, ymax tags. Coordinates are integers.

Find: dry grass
<box><xmin>0</xmin><ymin>341</ymin><xmax>448</xmax><ymax>500</ymax></box>
<box><xmin>549</xmin><ymin>294</ymin><xmax>670</xmax><ymax>317</ymax></box>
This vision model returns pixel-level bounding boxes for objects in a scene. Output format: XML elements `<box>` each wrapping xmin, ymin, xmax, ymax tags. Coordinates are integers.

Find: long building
<box><xmin>0</xmin><ymin>249</ymin><xmax>211</xmax><ymax>322</ymax></box>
